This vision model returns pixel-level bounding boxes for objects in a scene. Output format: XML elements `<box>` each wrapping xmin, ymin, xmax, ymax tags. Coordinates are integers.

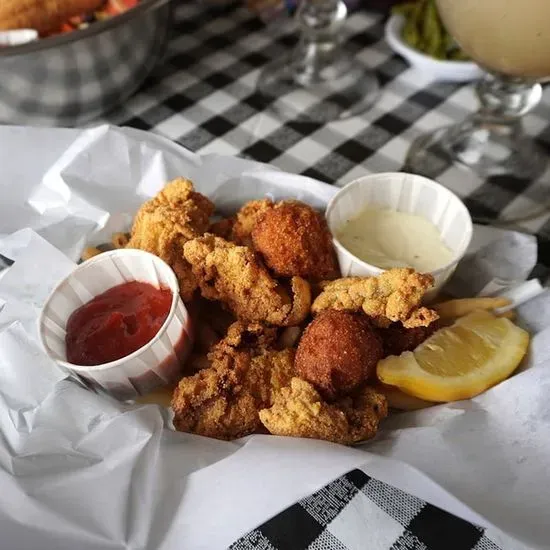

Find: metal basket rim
<box><xmin>0</xmin><ymin>0</ymin><xmax>173</xmax><ymax>58</ymax></box>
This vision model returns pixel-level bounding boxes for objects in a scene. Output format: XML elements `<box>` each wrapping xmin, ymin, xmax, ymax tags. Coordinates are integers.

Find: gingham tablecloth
<box><xmin>103</xmin><ymin>1</ymin><xmax>550</xmax><ymax>274</ymax></box>
<box><xmin>229</xmin><ymin>469</ymin><xmax>509</xmax><ymax>550</ymax></box>
<box><xmin>100</xmin><ymin>3</ymin><xmax>544</xmax><ymax>548</ymax></box>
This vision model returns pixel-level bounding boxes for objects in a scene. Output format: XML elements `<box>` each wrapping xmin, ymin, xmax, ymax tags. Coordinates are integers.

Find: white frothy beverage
<box><xmin>437</xmin><ymin>0</ymin><xmax>550</xmax><ymax>78</ymax></box>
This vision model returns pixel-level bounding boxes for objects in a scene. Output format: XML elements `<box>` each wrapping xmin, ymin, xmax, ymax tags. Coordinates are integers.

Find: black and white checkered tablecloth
<box><xmin>102</xmin><ymin>1</ymin><xmax>550</xmax><ymax>272</ymax></box>
<box><xmin>98</xmin><ymin>4</ymin><xmax>544</xmax><ymax>547</ymax></box>
<box><xmin>229</xmin><ymin>469</ymin><xmax>506</xmax><ymax>550</ymax></box>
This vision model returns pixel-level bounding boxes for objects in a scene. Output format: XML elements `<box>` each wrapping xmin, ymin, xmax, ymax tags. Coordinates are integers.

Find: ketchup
<box><xmin>65</xmin><ymin>281</ymin><xmax>172</xmax><ymax>366</ymax></box>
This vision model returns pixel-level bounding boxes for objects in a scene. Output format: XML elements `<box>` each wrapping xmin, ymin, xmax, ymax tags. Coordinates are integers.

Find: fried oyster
<box><xmin>183</xmin><ymin>234</ymin><xmax>311</xmax><ymax>326</ymax></box>
<box><xmin>126</xmin><ymin>178</ymin><xmax>214</xmax><ymax>301</ymax></box>
<box><xmin>171</xmin><ymin>322</ymin><xmax>295</xmax><ymax>440</ymax></box>
<box><xmin>312</xmin><ymin>268</ymin><xmax>438</xmax><ymax>328</ymax></box>
<box><xmin>259</xmin><ymin>378</ymin><xmax>387</xmax><ymax>445</ymax></box>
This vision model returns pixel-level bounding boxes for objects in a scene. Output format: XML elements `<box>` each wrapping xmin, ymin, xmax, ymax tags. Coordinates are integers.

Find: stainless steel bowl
<box><xmin>0</xmin><ymin>0</ymin><xmax>174</xmax><ymax>126</ymax></box>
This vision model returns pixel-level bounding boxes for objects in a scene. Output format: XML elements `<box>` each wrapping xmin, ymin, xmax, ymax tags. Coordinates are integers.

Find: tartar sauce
<box><xmin>336</xmin><ymin>207</ymin><xmax>453</xmax><ymax>272</ymax></box>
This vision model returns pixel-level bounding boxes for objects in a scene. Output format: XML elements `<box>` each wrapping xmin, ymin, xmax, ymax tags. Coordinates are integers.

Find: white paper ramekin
<box><xmin>326</xmin><ymin>173</ymin><xmax>473</xmax><ymax>298</ymax></box>
<box><xmin>38</xmin><ymin>249</ymin><xmax>193</xmax><ymax>400</ymax></box>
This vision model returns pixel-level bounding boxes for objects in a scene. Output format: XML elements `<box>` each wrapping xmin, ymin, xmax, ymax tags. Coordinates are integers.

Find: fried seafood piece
<box><xmin>171</xmin><ymin>322</ymin><xmax>295</xmax><ymax>440</ymax></box>
<box><xmin>186</xmin><ymin>353</ymin><xmax>212</xmax><ymax>373</ymax></box>
<box><xmin>312</xmin><ymin>268</ymin><xmax>438</xmax><ymax>329</ymax></box>
<box><xmin>378</xmin><ymin>320</ymin><xmax>442</xmax><ymax>358</ymax></box>
<box><xmin>151</xmin><ymin>178</ymin><xmax>213</xmax><ymax>213</ymax></box>
<box><xmin>295</xmin><ymin>310</ymin><xmax>383</xmax><ymax>400</ymax></box>
<box><xmin>209</xmin><ymin>218</ymin><xmax>235</xmax><ymax>240</ymax></box>
<box><xmin>190</xmin><ymin>297</ymin><xmax>237</xmax><ymax>339</ymax></box>
<box><xmin>231</xmin><ymin>199</ymin><xmax>274</xmax><ymax>245</ymax></box>
<box><xmin>126</xmin><ymin>178</ymin><xmax>214</xmax><ymax>301</ymax></box>
<box><xmin>259</xmin><ymin>378</ymin><xmax>387</xmax><ymax>445</ymax></box>
<box><xmin>251</xmin><ymin>200</ymin><xmax>340</xmax><ymax>281</ymax></box>
<box><xmin>186</xmin><ymin>296</ymin><xmax>236</xmax><ymax>359</ymax></box>
<box><xmin>216</xmin><ymin>319</ymin><xmax>279</xmax><ymax>352</ymax></box>
<box><xmin>0</xmin><ymin>0</ymin><xmax>104</xmax><ymax>34</ymax></box>
<box><xmin>183</xmin><ymin>235</ymin><xmax>311</xmax><ymax>326</ymax></box>
<box><xmin>145</xmin><ymin>177</ymin><xmax>214</xmax><ymax>231</ymax></box>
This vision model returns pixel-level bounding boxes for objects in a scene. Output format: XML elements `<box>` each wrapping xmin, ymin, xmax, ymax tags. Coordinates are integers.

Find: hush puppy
<box><xmin>251</xmin><ymin>201</ymin><xmax>340</xmax><ymax>281</ymax></box>
<box><xmin>295</xmin><ymin>310</ymin><xmax>383</xmax><ymax>400</ymax></box>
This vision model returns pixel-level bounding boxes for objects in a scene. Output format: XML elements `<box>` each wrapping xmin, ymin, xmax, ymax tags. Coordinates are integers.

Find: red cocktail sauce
<box><xmin>65</xmin><ymin>281</ymin><xmax>172</xmax><ymax>366</ymax></box>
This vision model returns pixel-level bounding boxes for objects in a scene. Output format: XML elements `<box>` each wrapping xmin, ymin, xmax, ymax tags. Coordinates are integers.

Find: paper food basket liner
<box><xmin>38</xmin><ymin>249</ymin><xmax>193</xmax><ymax>400</ymax></box>
<box><xmin>0</xmin><ymin>126</ymin><xmax>547</xmax><ymax>549</ymax></box>
<box><xmin>326</xmin><ymin>172</ymin><xmax>473</xmax><ymax>295</ymax></box>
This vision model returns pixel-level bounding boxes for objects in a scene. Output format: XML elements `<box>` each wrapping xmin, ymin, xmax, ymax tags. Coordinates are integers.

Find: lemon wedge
<box><xmin>377</xmin><ymin>310</ymin><xmax>530</xmax><ymax>402</ymax></box>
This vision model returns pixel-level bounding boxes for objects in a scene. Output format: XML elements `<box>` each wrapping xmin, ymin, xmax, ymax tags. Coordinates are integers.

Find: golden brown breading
<box><xmin>231</xmin><ymin>199</ymin><xmax>274</xmax><ymax>245</ymax></box>
<box><xmin>209</xmin><ymin>217</ymin><xmax>235</xmax><ymax>240</ymax></box>
<box><xmin>286</xmin><ymin>277</ymin><xmax>312</xmax><ymax>327</ymax></box>
<box><xmin>259</xmin><ymin>378</ymin><xmax>387</xmax><ymax>445</ymax></box>
<box><xmin>251</xmin><ymin>201</ymin><xmax>340</xmax><ymax>281</ymax></box>
<box><xmin>295</xmin><ymin>311</ymin><xmax>383</xmax><ymax>400</ymax></box>
<box><xmin>183</xmin><ymin>235</ymin><xmax>311</xmax><ymax>326</ymax></box>
<box><xmin>312</xmin><ymin>268</ymin><xmax>438</xmax><ymax>329</ymax></box>
<box><xmin>172</xmin><ymin>356</ymin><xmax>258</xmax><ymax>439</ymax></box>
<box><xmin>171</xmin><ymin>322</ymin><xmax>295</xmax><ymax>440</ymax></box>
<box><xmin>126</xmin><ymin>178</ymin><xmax>214</xmax><ymax>302</ymax></box>
<box><xmin>189</xmin><ymin>297</ymin><xmax>237</xmax><ymax>339</ymax></box>
<box><xmin>151</xmin><ymin>177</ymin><xmax>214</xmax><ymax>220</ymax></box>
<box><xmin>216</xmin><ymin>320</ymin><xmax>279</xmax><ymax>351</ymax></box>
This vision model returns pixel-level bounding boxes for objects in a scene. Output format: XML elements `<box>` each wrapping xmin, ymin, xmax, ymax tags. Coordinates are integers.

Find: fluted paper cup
<box><xmin>38</xmin><ymin>249</ymin><xmax>193</xmax><ymax>401</ymax></box>
<box><xmin>326</xmin><ymin>173</ymin><xmax>473</xmax><ymax>300</ymax></box>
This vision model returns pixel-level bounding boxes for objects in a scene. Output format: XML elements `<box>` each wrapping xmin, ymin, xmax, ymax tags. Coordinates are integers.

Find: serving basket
<box><xmin>0</xmin><ymin>0</ymin><xmax>174</xmax><ymax>126</ymax></box>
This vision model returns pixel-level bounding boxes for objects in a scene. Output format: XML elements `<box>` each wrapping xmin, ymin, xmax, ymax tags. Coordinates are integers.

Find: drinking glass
<box><xmin>405</xmin><ymin>1</ymin><xmax>549</xmax><ymax>183</ymax></box>
<box><xmin>256</xmin><ymin>0</ymin><xmax>380</xmax><ymax>123</ymax></box>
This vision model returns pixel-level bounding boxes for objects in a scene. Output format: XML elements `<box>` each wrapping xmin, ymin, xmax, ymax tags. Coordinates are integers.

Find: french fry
<box><xmin>497</xmin><ymin>309</ymin><xmax>517</xmax><ymax>321</ymax></box>
<box><xmin>81</xmin><ymin>246</ymin><xmax>102</xmax><ymax>262</ymax></box>
<box><xmin>434</xmin><ymin>297</ymin><xmax>512</xmax><ymax>319</ymax></box>
<box><xmin>111</xmin><ymin>232</ymin><xmax>130</xmax><ymax>249</ymax></box>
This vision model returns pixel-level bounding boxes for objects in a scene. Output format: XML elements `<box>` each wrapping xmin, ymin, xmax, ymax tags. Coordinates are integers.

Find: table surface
<box><xmin>101</xmin><ymin>1</ymin><xmax>550</xmax><ymax>274</ymax></box>
<box><xmin>78</xmin><ymin>4</ymin><xmax>547</xmax><ymax>548</ymax></box>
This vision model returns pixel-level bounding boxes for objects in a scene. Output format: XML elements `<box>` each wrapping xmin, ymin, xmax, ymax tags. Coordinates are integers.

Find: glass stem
<box><xmin>472</xmin><ymin>74</ymin><xmax>542</xmax><ymax>138</ymax></box>
<box><xmin>293</xmin><ymin>0</ymin><xmax>348</xmax><ymax>84</ymax></box>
